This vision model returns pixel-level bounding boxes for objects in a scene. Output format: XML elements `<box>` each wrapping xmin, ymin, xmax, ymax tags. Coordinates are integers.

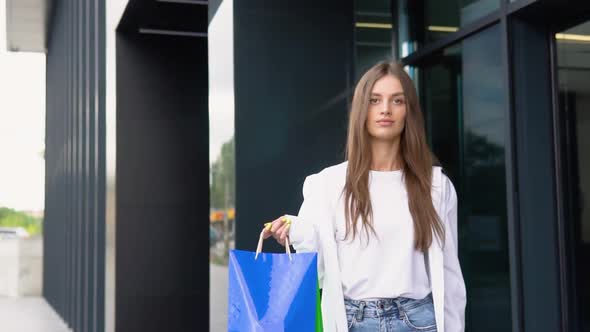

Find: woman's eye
<box><xmin>393</xmin><ymin>98</ymin><xmax>405</xmax><ymax>105</ymax></box>
<box><xmin>369</xmin><ymin>98</ymin><xmax>380</xmax><ymax>105</ymax></box>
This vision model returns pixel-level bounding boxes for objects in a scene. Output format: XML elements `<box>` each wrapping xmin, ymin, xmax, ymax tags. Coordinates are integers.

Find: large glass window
<box><xmin>424</xmin><ymin>0</ymin><xmax>499</xmax><ymax>42</ymax></box>
<box><xmin>354</xmin><ymin>0</ymin><xmax>394</xmax><ymax>79</ymax></box>
<box><xmin>556</xmin><ymin>20</ymin><xmax>590</xmax><ymax>332</ymax></box>
<box><xmin>396</xmin><ymin>0</ymin><xmax>500</xmax><ymax>57</ymax></box>
<box><xmin>419</xmin><ymin>24</ymin><xmax>512</xmax><ymax>331</ymax></box>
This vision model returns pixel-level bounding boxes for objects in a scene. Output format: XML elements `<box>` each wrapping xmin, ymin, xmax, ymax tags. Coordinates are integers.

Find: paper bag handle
<box><xmin>255</xmin><ymin>228</ymin><xmax>292</xmax><ymax>261</ymax></box>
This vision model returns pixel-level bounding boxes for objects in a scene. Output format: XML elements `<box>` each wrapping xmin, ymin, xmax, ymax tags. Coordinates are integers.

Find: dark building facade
<box><xmin>210</xmin><ymin>1</ymin><xmax>590</xmax><ymax>331</ymax></box>
<box><xmin>6</xmin><ymin>0</ymin><xmax>588</xmax><ymax>331</ymax></box>
<box><xmin>393</xmin><ymin>2</ymin><xmax>590</xmax><ymax>331</ymax></box>
<box><xmin>44</xmin><ymin>1</ymin><xmax>106</xmax><ymax>332</ymax></box>
<box><xmin>43</xmin><ymin>0</ymin><xmax>210</xmax><ymax>331</ymax></box>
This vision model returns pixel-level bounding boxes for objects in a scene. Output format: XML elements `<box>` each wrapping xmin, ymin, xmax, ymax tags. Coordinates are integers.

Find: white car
<box><xmin>0</xmin><ymin>227</ymin><xmax>29</xmax><ymax>239</ymax></box>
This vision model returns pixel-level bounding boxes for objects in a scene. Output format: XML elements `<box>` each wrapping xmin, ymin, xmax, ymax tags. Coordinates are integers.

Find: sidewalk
<box><xmin>210</xmin><ymin>263</ymin><xmax>228</xmax><ymax>332</ymax></box>
<box><xmin>0</xmin><ymin>266</ymin><xmax>227</xmax><ymax>332</ymax></box>
<box><xmin>0</xmin><ymin>297</ymin><xmax>70</xmax><ymax>332</ymax></box>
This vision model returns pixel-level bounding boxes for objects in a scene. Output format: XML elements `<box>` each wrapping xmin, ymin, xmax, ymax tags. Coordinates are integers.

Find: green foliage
<box><xmin>210</xmin><ymin>137</ymin><xmax>235</xmax><ymax>209</ymax></box>
<box><xmin>0</xmin><ymin>207</ymin><xmax>43</xmax><ymax>236</ymax></box>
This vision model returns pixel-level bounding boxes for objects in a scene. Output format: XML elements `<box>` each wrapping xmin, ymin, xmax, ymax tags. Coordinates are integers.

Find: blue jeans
<box><xmin>344</xmin><ymin>293</ymin><xmax>437</xmax><ymax>332</ymax></box>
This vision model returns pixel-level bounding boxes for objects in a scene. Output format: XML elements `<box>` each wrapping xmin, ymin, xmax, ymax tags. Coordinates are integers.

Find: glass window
<box><xmin>556</xmin><ymin>20</ymin><xmax>590</xmax><ymax>332</ymax></box>
<box><xmin>419</xmin><ymin>24</ymin><xmax>512</xmax><ymax>331</ymax></box>
<box><xmin>354</xmin><ymin>0</ymin><xmax>394</xmax><ymax>79</ymax></box>
<box><xmin>396</xmin><ymin>0</ymin><xmax>500</xmax><ymax>57</ymax></box>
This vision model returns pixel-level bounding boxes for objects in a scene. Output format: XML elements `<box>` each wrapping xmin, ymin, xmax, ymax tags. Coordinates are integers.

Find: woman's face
<box><xmin>366</xmin><ymin>74</ymin><xmax>407</xmax><ymax>142</ymax></box>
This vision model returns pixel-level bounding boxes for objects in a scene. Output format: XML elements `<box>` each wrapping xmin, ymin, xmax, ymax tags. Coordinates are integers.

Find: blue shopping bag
<box><xmin>227</xmin><ymin>233</ymin><xmax>319</xmax><ymax>332</ymax></box>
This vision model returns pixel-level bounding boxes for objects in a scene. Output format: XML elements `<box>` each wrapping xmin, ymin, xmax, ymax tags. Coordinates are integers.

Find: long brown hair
<box><xmin>343</xmin><ymin>61</ymin><xmax>444</xmax><ymax>252</ymax></box>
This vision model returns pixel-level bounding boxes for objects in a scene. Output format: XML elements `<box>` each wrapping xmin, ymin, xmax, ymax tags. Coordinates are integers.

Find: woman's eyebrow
<box><xmin>370</xmin><ymin>92</ymin><xmax>405</xmax><ymax>97</ymax></box>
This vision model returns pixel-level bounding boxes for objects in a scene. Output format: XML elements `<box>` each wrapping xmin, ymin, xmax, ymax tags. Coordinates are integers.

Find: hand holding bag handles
<box><xmin>255</xmin><ymin>217</ymin><xmax>292</xmax><ymax>260</ymax></box>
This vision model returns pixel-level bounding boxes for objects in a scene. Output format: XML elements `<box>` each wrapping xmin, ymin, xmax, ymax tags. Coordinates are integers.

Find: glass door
<box><xmin>555</xmin><ymin>19</ymin><xmax>590</xmax><ymax>332</ymax></box>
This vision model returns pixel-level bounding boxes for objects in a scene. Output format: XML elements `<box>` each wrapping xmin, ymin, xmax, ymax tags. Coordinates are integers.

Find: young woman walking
<box><xmin>263</xmin><ymin>61</ymin><xmax>466</xmax><ymax>332</ymax></box>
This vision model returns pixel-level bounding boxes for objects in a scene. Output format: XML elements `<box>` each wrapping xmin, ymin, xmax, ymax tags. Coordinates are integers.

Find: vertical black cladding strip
<box><xmin>500</xmin><ymin>3</ymin><xmax>524</xmax><ymax>332</ymax></box>
<box><xmin>80</xmin><ymin>0</ymin><xmax>85</xmax><ymax>330</ymax></box>
<box><xmin>81</xmin><ymin>0</ymin><xmax>89</xmax><ymax>329</ymax></box>
<box><xmin>512</xmin><ymin>19</ymin><xmax>562</xmax><ymax>332</ymax></box>
<box><xmin>74</xmin><ymin>0</ymin><xmax>81</xmax><ymax>329</ymax></box>
<box><xmin>62</xmin><ymin>20</ymin><xmax>68</xmax><ymax>313</ymax></box>
<box><xmin>71</xmin><ymin>1</ymin><xmax>76</xmax><ymax>327</ymax></box>
<box><xmin>71</xmin><ymin>0</ymin><xmax>77</xmax><ymax>328</ymax></box>
<box><xmin>70</xmin><ymin>0</ymin><xmax>75</xmax><ymax>326</ymax></box>
<box><xmin>80</xmin><ymin>0</ymin><xmax>90</xmax><ymax>332</ymax></box>
<box><xmin>96</xmin><ymin>0</ymin><xmax>107</xmax><ymax>330</ymax></box>
<box><xmin>74</xmin><ymin>1</ymin><xmax>84</xmax><ymax>331</ymax></box>
<box><xmin>61</xmin><ymin>0</ymin><xmax>67</xmax><ymax>324</ymax></box>
<box><xmin>70</xmin><ymin>0</ymin><xmax>75</xmax><ymax>325</ymax></box>
<box><xmin>56</xmin><ymin>3</ymin><xmax>68</xmax><ymax>317</ymax></box>
<box><xmin>67</xmin><ymin>0</ymin><xmax>74</xmax><ymax>326</ymax></box>
<box><xmin>79</xmin><ymin>1</ymin><xmax>85</xmax><ymax>329</ymax></box>
<box><xmin>87</xmin><ymin>0</ymin><xmax>96</xmax><ymax>330</ymax></box>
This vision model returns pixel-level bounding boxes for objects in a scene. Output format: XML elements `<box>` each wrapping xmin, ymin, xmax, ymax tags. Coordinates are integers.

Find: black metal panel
<box><xmin>232</xmin><ymin>0</ymin><xmax>355</xmax><ymax>252</ymax></box>
<box><xmin>115</xmin><ymin>31</ymin><xmax>209</xmax><ymax>332</ymax></box>
<box><xmin>508</xmin><ymin>0</ymin><xmax>590</xmax><ymax>26</ymax></box>
<box><xmin>500</xmin><ymin>3</ymin><xmax>525</xmax><ymax>332</ymax></box>
<box><xmin>45</xmin><ymin>0</ymin><xmax>106</xmax><ymax>331</ymax></box>
<box><xmin>44</xmin><ymin>0</ymin><xmax>68</xmax><ymax>319</ymax></box>
<box><xmin>118</xmin><ymin>0</ymin><xmax>208</xmax><ymax>34</ymax></box>
<box><xmin>511</xmin><ymin>17</ymin><xmax>562</xmax><ymax>332</ymax></box>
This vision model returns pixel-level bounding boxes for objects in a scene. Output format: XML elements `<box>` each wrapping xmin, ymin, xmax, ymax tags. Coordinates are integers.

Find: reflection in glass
<box><xmin>354</xmin><ymin>0</ymin><xmax>394</xmax><ymax>79</ymax></box>
<box><xmin>420</xmin><ymin>24</ymin><xmax>512</xmax><ymax>331</ymax></box>
<box><xmin>425</xmin><ymin>0</ymin><xmax>499</xmax><ymax>42</ymax></box>
<box><xmin>556</xmin><ymin>20</ymin><xmax>590</xmax><ymax>332</ymax></box>
<box><xmin>208</xmin><ymin>0</ymin><xmax>235</xmax><ymax>331</ymax></box>
<box><xmin>396</xmin><ymin>0</ymin><xmax>500</xmax><ymax>56</ymax></box>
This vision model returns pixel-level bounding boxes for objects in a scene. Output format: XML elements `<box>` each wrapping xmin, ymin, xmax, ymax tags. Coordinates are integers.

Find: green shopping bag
<box><xmin>316</xmin><ymin>280</ymin><xmax>323</xmax><ymax>332</ymax></box>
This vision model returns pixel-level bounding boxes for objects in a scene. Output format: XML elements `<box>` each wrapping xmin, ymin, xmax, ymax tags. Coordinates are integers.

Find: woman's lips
<box><xmin>377</xmin><ymin>120</ymin><xmax>394</xmax><ymax>126</ymax></box>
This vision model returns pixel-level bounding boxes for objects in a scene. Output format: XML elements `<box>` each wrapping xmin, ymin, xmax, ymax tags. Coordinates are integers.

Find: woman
<box><xmin>263</xmin><ymin>61</ymin><xmax>466</xmax><ymax>332</ymax></box>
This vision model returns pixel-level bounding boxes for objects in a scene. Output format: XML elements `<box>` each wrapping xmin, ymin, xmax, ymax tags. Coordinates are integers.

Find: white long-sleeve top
<box><xmin>335</xmin><ymin>169</ymin><xmax>431</xmax><ymax>300</ymax></box>
<box><xmin>288</xmin><ymin>161</ymin><xmax>466</xmax><ymax>332</ymax></box>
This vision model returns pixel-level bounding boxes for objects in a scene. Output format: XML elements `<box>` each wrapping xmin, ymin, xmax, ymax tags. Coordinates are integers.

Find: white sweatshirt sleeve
<box><xmin>442</xmin><ymin>175</ymin><xmax>467</xmax><ymax>332</ymax></box>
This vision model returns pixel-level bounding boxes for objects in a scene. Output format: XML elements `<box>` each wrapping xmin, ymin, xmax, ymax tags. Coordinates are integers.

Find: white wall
<box><xmin>0</xmin><ymin>239</ymin><xmax>20</xmax><ymax>297</ymax></box>
<box><xmin>104</xmin><ymin>1</ymin><xmax>128</xmax><ymax>331</ymax></box>
<box><xmin>0</xmin><ymin>237</ymin><xmax>43</xmax><ymax>297</ymax></box>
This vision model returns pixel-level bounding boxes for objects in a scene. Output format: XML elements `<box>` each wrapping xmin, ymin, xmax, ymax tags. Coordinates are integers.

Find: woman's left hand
<box><xmin>262</xmin><ymin>216</ymin><xmax>291</xmax><ymax>246</ymax></box>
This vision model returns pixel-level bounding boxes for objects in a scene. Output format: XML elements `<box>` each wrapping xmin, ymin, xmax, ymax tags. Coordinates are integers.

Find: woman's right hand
<box><xmin>262</xmin><ymin>216</ymin><xmax>292</xmax><ymax>247</ymax></box>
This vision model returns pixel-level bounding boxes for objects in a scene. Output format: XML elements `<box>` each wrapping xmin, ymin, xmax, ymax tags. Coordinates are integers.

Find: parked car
<box><xmin>0</xmin><ymin>227</ymin><xmax>29</xmax><ymax>239</ymax></box>
<box><xmin>210</xmin><ymin>225</ymin><xmax>219</xmax><ymax>247</ymax></box>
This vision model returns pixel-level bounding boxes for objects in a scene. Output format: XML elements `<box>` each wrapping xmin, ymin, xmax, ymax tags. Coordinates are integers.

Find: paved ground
<box><xmin>0</xmin><ymin>266</ymin><xmax>228</xmax><ymax>332</ymax></box>
<box><xmin>0</xmin><ymin>297</ymin><xmax>70</xmax><ymax>332</ymax></box>
<box><xmin>210</xmin><ymin>263</ymin><xmax>229</xmax><ymax>332</ymax></box>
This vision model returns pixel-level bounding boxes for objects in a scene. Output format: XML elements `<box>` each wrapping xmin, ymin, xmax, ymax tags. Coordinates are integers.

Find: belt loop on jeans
<box><xmin>394</xmin><ymin>299</ymin><xmax>406</xmax><ymax>319</ymax></box>
<box><xmin>355</xmin><ymin>301</ymin><xmax>366</xmax><ymax>321</ymax></box>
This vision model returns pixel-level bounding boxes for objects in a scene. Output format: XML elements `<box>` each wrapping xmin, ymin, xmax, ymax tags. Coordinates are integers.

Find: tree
<box><xmin>210</xmin><ymin>137</ymin><xmax>235</xmax><ymax>209</ymax></box>
<box><xmin>0</xmin><ymin>207</ymin><xmax>43</xmax><ymax>235</ymax></box>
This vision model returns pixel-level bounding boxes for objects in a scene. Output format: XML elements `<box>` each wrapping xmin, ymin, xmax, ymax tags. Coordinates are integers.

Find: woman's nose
<box><xmin>380</xmin><ymin>106</ymin><xmax>392</xmax><ymax>115</ymax></box>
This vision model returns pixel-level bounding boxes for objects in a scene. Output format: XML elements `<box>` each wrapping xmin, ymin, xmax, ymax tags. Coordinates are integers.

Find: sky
<box><xmin>208</xmin><ymin>0</ymin><xmax>235</xmax><ymax>166</ymax></box>
<box><xmin>0</xmin><ymin>0</ymin><xmax>46</xmax><ymax>212</ymax></box>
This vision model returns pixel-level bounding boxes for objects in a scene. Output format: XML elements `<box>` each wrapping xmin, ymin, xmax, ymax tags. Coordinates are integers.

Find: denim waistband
<box><xmin>344</xmin><ymin>293</ymin><xmax>433</xmax><ymax>319</ymax></box>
